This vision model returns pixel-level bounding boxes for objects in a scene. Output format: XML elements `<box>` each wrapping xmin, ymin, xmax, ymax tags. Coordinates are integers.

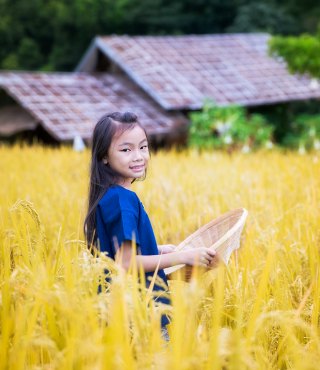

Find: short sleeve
<box><xmin>98</xmin><ymin>189</ymin><xmax>140</xmax><ymax>253</ymax></box>
<box><xmin>106</xmin><ymin>209</ymin><xmax>140</xmax><ymax>250</ymax></box>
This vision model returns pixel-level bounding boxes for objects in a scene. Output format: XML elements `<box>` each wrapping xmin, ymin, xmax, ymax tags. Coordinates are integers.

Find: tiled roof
<box><xmin>85</xmin><ymin>34</ymin><xmax>320</xmax><ymax>109</ymax></box>
<box><xmin>0</xmin><ymin>72</ymin><xmax>186</xmax><ymax>141</ymax></box>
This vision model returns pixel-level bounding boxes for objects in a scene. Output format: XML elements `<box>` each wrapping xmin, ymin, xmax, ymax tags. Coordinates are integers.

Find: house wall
<box><xmin>0</xmin><ymin>90</ymin><xmax>58</xmax><ymax>144</ymax></box>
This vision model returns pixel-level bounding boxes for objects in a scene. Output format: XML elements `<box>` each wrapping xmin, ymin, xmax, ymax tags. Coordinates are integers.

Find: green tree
<box><xmin>228</xmin><ymin>2</ymin><xmax>297</xmax><ymax>35</ymax></box>
<box><xmin>0</xmin><ymin>0</ymin><xmax>118</xmax><ymax>71</ymax></box>
<box><xmin>269</xmin><ymin>32</ymin><xmax>320</xmax><ymax>78</ymax></box>
<box><xmin>1</xmin><ymin>0</ymin><xmax>320</xmax><ymax>71</ymax></box>
<box><xmin>117</xmin><ymin>0</ymin><xmax>237</xmax><ymax>34</ymax></box>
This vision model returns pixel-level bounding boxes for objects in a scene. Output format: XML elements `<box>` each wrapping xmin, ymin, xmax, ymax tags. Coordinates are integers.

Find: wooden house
<box><xmin>1</xmin><ymin>33</ymin><xmax>320</xmax><ymax>144</ymax></box>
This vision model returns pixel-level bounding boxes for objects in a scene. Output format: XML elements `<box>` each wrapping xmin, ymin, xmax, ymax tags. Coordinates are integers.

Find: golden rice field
<box><xmin>0</xmin><ymin>145</ymin><xmax>320</xmax><ymax>369</ymax></box>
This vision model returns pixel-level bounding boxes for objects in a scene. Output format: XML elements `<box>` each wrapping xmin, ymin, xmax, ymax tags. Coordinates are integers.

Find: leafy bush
<box><xmin>282</xmin><ymin>114</ymin><xmax>320</xmax><ymax>150</ymax></box>
<box><xmin>188</xmin><ymin>101</ymin><xmax>274</xmax><ymax>151</ymax></box>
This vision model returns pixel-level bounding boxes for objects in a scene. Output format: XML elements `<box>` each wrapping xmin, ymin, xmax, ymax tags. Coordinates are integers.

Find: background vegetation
<box><xmin>1</xmin><ymin>0</ymin><xmax>320</xmax><ymax>71</ymax></box>
<box><xmin>188</xmin><ymin>102</ymin><xmax>320</xmax><ymax>151</ymax></box>
<box><xmin>269</xmin><ymin>31</ymin><xmax>320</xmax><ymax>78</ymax></box>
<box><xmin>188</xmin><ymin>101</ymin><xmax>274</xmax><ymax>151</ymax></box>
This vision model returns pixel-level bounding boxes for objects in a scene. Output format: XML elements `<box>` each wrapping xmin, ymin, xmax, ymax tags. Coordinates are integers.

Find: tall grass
<box><xmin>0</xmin><ymin>145</ymin><xmax>319</xmax><ymax>369</ymax></box>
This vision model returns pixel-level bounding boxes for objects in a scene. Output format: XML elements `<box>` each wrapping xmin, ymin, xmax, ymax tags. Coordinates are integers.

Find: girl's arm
<box><xmin>116</xmin><ymin>241</ymin><xmax>217</xmax><ymax>272</ymax></box>
<box><xmin>158</xmin><ymin>244</ymin><xmax>175</xmax><ymax>254</ymax></box>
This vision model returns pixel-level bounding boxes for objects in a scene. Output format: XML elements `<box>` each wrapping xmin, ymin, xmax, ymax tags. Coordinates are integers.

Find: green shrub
<box><xmin>188</xmin><ymin>101</ymin><xmax>274</xmax><ymax>151</ymax></box>
<box><xmin>282</xmin><ymin>114</ymin><xmax>320</xmax><ymax>150</ymax></box>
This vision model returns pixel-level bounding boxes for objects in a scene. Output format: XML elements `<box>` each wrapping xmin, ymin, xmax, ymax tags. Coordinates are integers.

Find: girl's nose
<box><xmin>133</xmin><ymin>150</ymin><xmax>143</xmax><ymax>161</ymax></box>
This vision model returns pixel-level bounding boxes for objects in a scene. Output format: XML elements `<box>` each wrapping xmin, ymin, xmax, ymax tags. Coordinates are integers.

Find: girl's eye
<box><xmin>120</xmin><ymin>148</ymin><xmax>130</xmax><ymax>152</ymax></box>
<box><xmin>141</xmin><ymin>145</ymin><xmax>148</xmax><ymax>150</ymax></box>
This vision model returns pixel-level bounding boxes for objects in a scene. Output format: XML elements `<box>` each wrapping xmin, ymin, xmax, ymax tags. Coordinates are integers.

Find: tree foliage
<box><xmin>1</xmin><ymin>0</ymin><xmax>320</xmax><ymax>71</ymax></box>
<box><xmin>269</xmin><ymin>32</ymin><xmax>320</xmax><ymax>78</ymax></box>
<box><xmin>228</xmin><ymin>3</ymin><xmax>297</xmax><ymax>35</ymax></box>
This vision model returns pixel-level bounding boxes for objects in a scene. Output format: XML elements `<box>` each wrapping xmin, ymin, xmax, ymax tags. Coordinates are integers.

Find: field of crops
<box><xmin>1</xmin><ymin>145</ymin><xmax>320</xmax><ymax>369</ymax></box>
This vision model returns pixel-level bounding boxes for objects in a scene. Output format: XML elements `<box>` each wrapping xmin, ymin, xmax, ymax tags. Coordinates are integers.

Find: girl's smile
<box><xmin>130</xmin><ymin>164</ymin><xmax>145</xmax><ymax>172</ymax></box>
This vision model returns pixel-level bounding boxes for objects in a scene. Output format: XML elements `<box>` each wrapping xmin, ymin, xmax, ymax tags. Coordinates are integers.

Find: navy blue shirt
<box><xmin>96</xmin><ymin>184</ymin><xmax>170</xmax><ymax>327</ymax></box>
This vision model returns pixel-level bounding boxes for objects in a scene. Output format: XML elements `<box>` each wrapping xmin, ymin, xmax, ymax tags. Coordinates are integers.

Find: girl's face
<box><xmin>104</xmin><ymin>125</ymin><xmax>149</xmax><ymax>188</ymax></box>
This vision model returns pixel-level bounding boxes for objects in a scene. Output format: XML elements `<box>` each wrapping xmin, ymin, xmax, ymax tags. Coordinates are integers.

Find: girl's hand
<box><xmin>158</xmin><ymin>244</ymin><xmax>176</xmax><ymax>254</ymax></box>
<box><xmin>181</xmin><ymin>247</ymin><xmax>217</xmax><ymax>267</ymax></box>
<box><xmin>208</xmin><ymin>251</ymin><xmax>220</xmax><ymax>268</ymax></box>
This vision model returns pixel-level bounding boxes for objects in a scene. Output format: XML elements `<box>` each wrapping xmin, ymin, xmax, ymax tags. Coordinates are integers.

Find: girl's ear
<box><xmin>103</xmin><ymin>157</ymin><xmax>108</xmax><ymax>165</ymax></box>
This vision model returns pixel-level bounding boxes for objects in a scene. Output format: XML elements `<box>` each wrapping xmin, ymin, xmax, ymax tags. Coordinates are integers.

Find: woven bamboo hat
<box><xmin>164</xmin><ymin>208</ymin><xmax>248</xmax><ymax>280</ymax></box>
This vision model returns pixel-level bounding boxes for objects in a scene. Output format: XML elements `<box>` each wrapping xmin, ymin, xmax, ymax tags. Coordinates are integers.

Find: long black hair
<box><xmin>83</xmin><ymin>111</ymin><xmax>146</xmax><ymax>247</ymax></box>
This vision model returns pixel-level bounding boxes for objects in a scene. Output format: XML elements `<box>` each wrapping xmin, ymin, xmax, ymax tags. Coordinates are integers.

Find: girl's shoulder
<box><xmin>99</xmin><ymin>185</ymin><xmax>140</xmax><ymax>212</ymax></box>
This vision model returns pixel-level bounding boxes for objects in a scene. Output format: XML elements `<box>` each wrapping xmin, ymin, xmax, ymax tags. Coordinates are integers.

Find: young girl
<box><xmin>84</xmin><ymin>112</ymin><xmax>217</xmax><ymax>340</ymax></box>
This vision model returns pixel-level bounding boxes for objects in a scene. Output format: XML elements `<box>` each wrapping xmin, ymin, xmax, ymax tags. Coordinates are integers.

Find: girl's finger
<box><xmin>201</xmin><ymin>252</ymin><xmax>210</xmax><ymax>262</ymax></box>
<box><xmin>201</xmin><ymin>255</ymin><xmax>208</xmax><ymax>264</ymax></box>
<box><xmin>204</xmin><ymin>251</ymin><xmax>214</xmax><ymax>260</ymax></box>
<box><xmin>207</xmin><ymin>249</ymin><xmax>216</xmax><ymax>257</ymax></box>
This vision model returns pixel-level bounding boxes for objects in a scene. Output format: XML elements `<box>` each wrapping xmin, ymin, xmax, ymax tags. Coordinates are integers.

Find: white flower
<box><xmin>265</xmin><ymin>141</ymin><xmax>273</xmax><ymax>149</ymax></box>
<box><xmin>314</xmin><ymin>139</ymin><xmax>320</xmax><ymax>151</ymax></box>
<box><xmin>223</xmin><ymin>135</ymin><xmax>233</xmax><ymax>144</ymax></box>
<box><xmin>216</xmin><ymin>121</ymin><xmax>231</xmax><ymax>135</ymax></box>
<box><xmin>242</xmin><ymin>144</ymin><xmax>250</xmax><ymax>153</ymax></box>
<box><xmin>298</xmin><ymin>145</ymin><xmax>306</xmax><ymax>155</ymax></box>
<box><xmin>215</xmin><ymin>121</ymin><xmax>224</xmax><ymax>133</ymax></box>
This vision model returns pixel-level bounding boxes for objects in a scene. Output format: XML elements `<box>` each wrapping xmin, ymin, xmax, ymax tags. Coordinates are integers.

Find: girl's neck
<box><xmin>117</xmin><ymin>178</ymin><xmax>133</xmax><ymax>190</ymax></box>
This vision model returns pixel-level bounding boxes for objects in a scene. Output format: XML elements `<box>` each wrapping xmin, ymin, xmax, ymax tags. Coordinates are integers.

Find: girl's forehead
<box><xmin>113</xmin><ymin>125</ymin><xmax>147</xmax><ymax>143</ymax></box>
